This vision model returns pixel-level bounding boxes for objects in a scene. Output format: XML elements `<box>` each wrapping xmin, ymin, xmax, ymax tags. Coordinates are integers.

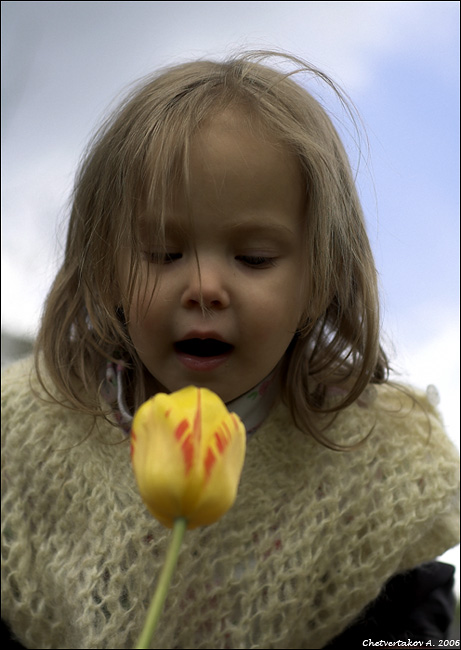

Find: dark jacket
<box><xmin>325</xmin><ymin>561</ymin><xmax>456</xmax><ymax>648</ymax></box>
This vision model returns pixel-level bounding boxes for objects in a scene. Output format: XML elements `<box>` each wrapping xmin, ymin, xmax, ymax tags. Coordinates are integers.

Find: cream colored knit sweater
<box><xmin>1</xmin><ymin>357</ymin><xmax>459</xmax><ymax>649</ymax></box>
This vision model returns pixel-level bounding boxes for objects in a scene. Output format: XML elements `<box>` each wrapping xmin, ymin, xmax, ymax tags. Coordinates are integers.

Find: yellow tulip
<box><xmin>130</xmin><ymin>386</ymin><xmax>246</xmax><ymax>529</ymax></box>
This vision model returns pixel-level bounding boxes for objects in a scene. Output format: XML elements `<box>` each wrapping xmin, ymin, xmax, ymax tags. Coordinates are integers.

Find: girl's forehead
<box><xmin>135</xmin><ymin>105</ymin><xmax>305</xmax><ymax>240</ymax></box>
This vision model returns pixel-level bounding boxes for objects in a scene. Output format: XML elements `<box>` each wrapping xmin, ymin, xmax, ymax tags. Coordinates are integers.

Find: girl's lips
<box><xmin>175</xmin><ymin>350</ymin><xmax>232</xmax><ymax>372</ymax></box>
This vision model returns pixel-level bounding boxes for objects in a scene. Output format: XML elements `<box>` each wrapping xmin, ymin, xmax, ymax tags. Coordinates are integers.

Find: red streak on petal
<box><xmin>181</xmin><ymin>435</ymin><xmax>194</xmax><ymax>475</ymax></box>
<box><xmin>204</xmin><ymin>446</ymin><xmax>216</xmax><ymax>479</ymax></box>
<box><xmin>165</xmin><ymin>408</ymin><xmax>171</xmax><ymax>418</ymax></box>
<box><xmin>175</xmin><ymin>419</ymin><xmax>189</xmax><ymax>441</ymax></box>
<box><xmin>174</xmin><ymin>418</ymin><xmax>194</xmax><ymax>474</ymax></box>
<box><xmin>214</xmin><ymin>430</ymin><xmax>225</xmax><ymax>453</ymax></box>
<box><xmin>214</xmin><ymin>428</ymin><xmax>229</xmax><ymax>454</ymax></box>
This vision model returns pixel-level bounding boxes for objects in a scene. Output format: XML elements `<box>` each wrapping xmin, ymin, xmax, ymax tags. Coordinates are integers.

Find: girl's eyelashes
<box><xmin>143</xmin><ymin>251</ymin><xmax>277</xmax><ymax>268</ymax></box>
<box><xmin>236</xmin><ymin>255</ymin><xmax>277</xmax><ymax>268</ymax></box>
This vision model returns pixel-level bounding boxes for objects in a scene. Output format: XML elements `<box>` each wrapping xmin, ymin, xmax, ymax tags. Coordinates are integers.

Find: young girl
<box><xmin>2</xmin><ymin>51</ymin><xmax>459</xmax><ymax>650</ymax></box>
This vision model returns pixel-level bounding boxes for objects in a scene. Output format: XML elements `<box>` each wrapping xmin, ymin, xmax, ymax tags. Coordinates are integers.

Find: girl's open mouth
<box><xmin>174</xmin><ymin>339</ymin><xmax>233</xmax><ymax>371</ymax></box>
<box><xmin>174</xmin><ymin>338</ymin><xmax>233</xmax><ymax>357</ymax></box>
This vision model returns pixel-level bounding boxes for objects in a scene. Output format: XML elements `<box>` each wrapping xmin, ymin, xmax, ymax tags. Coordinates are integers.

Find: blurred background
<box><xmin>1</xmin><ymin>0</ymin><xmax>459</xmax><ymax>595</ymax></box>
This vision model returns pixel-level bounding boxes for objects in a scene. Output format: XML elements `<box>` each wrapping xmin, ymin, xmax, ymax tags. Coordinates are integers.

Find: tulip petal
<box><xmin>188</xmin><ymin>412</ymin><xmax>246</xmax><ymax>528</ymax></box>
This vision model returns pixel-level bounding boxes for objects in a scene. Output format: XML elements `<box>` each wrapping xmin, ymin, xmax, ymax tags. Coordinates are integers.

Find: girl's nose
<box><xmin>181</xmin><ymin>258</ymin><xmax>231</xmax><ymax>310</ymax></box>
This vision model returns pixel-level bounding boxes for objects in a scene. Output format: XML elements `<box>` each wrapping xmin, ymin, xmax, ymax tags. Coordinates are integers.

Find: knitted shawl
<box><xmin>1</xmin><ymin>357</ymin><xmax>459</xmax><ymax>649</ymax></box>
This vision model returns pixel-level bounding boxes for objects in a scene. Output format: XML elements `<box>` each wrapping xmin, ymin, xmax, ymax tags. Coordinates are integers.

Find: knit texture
<box><xmin>1</xmin><ymin>357</ymin><xmax>459</xmax><ymax>649</ymax></box>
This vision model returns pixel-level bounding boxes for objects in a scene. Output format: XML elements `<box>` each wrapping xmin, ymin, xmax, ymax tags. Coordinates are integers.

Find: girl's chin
<box><xmin>141</xmin><ymin>363</ymin><xmax>266</xmax><ymax>405</ymax></box>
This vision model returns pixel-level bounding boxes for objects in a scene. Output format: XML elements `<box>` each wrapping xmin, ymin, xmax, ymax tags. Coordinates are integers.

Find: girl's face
<box><xmin>125</xmin><ymin>109</ymin><xmax>307</xmax><ymax>403</ymax></box>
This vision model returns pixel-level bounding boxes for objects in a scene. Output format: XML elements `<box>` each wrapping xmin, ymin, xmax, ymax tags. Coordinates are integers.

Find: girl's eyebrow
<box><xmin>223</xmin><ymin>221</ymin><xmax>299</xmax><ymax>239</ymax></box>
<box><xmin>137</xmin><ymin>216</ymin><xmax>300</xmax><ymax>240</ymax></box>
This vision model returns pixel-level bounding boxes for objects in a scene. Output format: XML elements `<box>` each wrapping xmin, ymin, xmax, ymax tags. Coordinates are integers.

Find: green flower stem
<box><xmin>135</xmin><ymin>517</ymin><xmax>187</xmax><ymax>650</ymax></box>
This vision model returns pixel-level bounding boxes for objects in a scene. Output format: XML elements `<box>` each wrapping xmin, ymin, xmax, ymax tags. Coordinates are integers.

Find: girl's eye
<box><xmin>236</xmin><ymin>255</ymin><xmax>276</xmax><ymax>268</ymax></box>
<box><xmin>145</xmin><ymin>252</ymin><xmax>182</xmax><ymax>264</ymax></box>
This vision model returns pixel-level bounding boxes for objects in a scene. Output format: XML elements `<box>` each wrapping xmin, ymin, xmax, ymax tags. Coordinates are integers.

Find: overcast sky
<box><xmin>1</xmin><ymin>0</ymin><xmax>459</xmax><ymax>587</ymax></box>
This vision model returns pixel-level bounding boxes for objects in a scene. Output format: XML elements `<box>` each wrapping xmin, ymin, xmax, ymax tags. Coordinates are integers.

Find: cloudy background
<box><xmin>2</xmin><ymin>1</ymin><xmax>459</xmax><ymax>586</ymax></box>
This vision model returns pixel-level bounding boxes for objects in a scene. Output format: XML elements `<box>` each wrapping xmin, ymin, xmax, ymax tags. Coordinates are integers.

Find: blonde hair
<box><xmin>35</xmin><ymin>51</ymin><xmax>389</xmax><ymax>446</ymax></box>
